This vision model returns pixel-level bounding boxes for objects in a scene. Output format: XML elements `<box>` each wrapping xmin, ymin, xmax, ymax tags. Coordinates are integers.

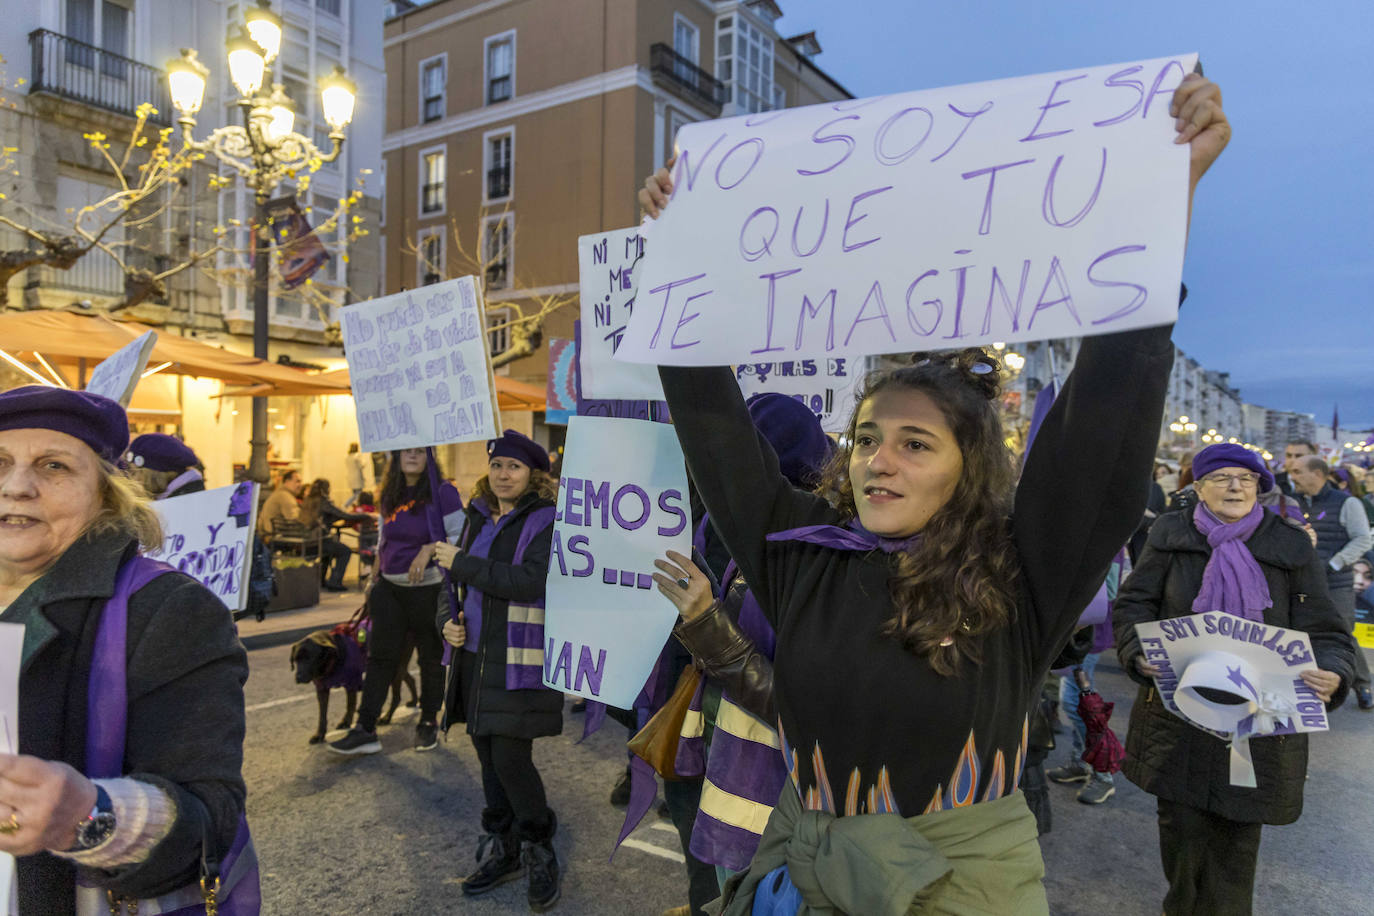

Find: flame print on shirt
<box><xmin>384</xmin><ymin>499</ymin><xmax>420</xmax><ymax>525</ymax></box>
<box><xmin>779</xmin><ymin>715</ymin><xmax>1030</xmax><ymax>818</ymax></box>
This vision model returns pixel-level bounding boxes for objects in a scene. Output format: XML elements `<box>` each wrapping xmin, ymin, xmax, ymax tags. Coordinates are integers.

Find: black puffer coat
<box><xmin>1113</xmin><ymin>506</ymin><xmax>1356</xmax><ymax>824</ymax></box>
<box><xmin>440</xmin><ymin>491</ymin><xmax>562</xmax><ymax>739</ymax></box>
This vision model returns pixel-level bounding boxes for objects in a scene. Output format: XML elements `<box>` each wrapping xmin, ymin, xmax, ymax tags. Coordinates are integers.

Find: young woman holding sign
<box><xmin>642</xmin><ymin>74</ymin><xmax>1233</xmax><ymax>914</ymax></box>
<box><xmin>432</xmin><ymin>429</ymin><xmax>562</xmax><ymax>913</ymax></box>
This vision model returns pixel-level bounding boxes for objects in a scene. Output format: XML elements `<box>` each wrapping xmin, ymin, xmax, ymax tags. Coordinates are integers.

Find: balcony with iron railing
<box><xmin>28</xmin><ymin>29</ymin><xmax>172</xmax><ymax>125</ymax></box>
<box><xmin>33</xmin><ymin>246</ymin><xmax>171</xmax><ymax>304</ymax></box>
<box><xmin>649</xmin><ymin>43</ymin><xmax>725</xmax><ymax>114</ymax></box>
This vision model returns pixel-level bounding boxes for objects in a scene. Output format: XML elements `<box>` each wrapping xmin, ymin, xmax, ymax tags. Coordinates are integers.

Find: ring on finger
<box><xmin>675</xmin><ymin>576</ymin><xmax>690</xmax><ymax>590</ymax></box>
<box><xmin>0</xmin><ymin>813</ymin><xmax>20</xmax><ymax>835</ymax></box>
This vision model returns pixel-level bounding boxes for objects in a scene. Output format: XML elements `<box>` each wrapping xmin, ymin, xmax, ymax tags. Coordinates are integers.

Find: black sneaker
<box><xmin>1356</xmin><ymin>686</ymin><xmax>1373</xmax><ymax>710</ymax></box>
<box><xmin>609</xmin><ymin>767</ymin><xmax>631</xmax><ymax>808</ymax></box>
<box><xmin>414</xmin><ymin>721</ymin><xmax>438</xmax><ymax>751</ymax></box>
<box><xmin>328</xmin><ymin>728</ymin><xmax>380</xmax><ymax>755</ymax></box>
<box><xmin>1046</xmin><ymin>762</ymin><xmax>1091</xmax><ymax>784</ymax></box>
<box><xmin>1076</xmin><ymin>775</ymin><xmax>1116</xmax><ymax>805</ymax></box>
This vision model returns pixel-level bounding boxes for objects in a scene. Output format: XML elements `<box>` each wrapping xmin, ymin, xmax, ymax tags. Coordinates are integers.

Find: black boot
<box><xmin>519</xmin><ymin>810</ymin><xmax>560</xmax><ymax>913</ymax></box>
<box><xmin>462</xmin><ymin>809</ymin><xmax>522</xmax><ymax>896</ymax></box>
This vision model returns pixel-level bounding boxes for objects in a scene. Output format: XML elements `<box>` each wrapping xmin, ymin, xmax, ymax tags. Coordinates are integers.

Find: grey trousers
<box><xmin>1329</xmin><ymin>586</ymin><xmax>1371</xmax><ymax>690</ymax></box>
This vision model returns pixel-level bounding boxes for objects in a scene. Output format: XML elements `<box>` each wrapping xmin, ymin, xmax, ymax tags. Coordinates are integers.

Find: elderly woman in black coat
<box><xmin>1114</xmin><ymin>442</ymin><xmax>1355</xmax><ymax>916</ymax></box>
<box><xmin>0</xmin><ymin>387</ymin><xmax>248</xmax><ymax>914</ymax></box>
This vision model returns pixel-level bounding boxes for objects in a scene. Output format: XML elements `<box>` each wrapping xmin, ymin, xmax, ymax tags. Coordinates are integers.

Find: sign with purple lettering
<box><xmin>736</xmin><ymin>355</ymin><xmax>864</xmax><ymax>434</ymax></box>
<box><xmin>341</xmin><ymin>276</ymin><xmax>500</xmax><ymax>451</ymax></box>
<box><xmin>542</xmin><ymin>416</ymin><xmax>690</xmax><ymax>706</ymax></box>
<box><xmin>617</xmin><ymin>54</ymin><xmax>1197</xmax><ymax>365</ymax></box>
<box><xmin>148</xmin><ymin>482</ymin><xmax>259</xmax><ymax>611</ymax></box>
<box><xmin>1134</xmin><ymin>615</ymin><xmax>1328</xmax><ymax>786</ymax></box>
<box><xmin>578</xmin><ymin>227</ymin><xmax>665</xmax><ymax>399</ymax></box>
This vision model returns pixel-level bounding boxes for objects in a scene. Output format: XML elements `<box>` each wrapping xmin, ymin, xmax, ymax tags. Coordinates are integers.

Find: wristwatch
<box><xmin>68</xmin><ymin>785</ymin><xmax>117</xmax><ymax>851</ymax></box>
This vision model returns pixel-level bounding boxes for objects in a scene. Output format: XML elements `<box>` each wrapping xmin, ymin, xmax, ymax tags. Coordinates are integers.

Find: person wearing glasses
<box><xmin>1114</xmin><ymin>442</ymin><xmax>1355</xmax><ymax>915</ymax></box>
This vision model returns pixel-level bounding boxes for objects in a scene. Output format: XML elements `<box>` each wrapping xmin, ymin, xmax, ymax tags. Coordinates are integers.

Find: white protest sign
<box><xmin>543</xmin><ymin>417</ymin><xmax>690</xmax><ymax>706</ymax></box>
<box><xmin>1134</xmin><ymin>614</ymin><xmax>1328</xmax><ymax>786</ymax></box>
<box><xmin>618</xmin><ymin>54</ymin><xmax>1197</xmax><ymax>365</ymax></box>
<box><xmin>0</xmin><ymin>623</ymin><xmax>22</xmax><ymax>915</ymax></box>
<box><xmin>578</xmin><ymin>228</ymin><xmax>665</xmax><ymax>400</ymax></box>
<box><xmin>148</xmin><ymin>482</ymin><xmax>259</xmax><ymax>611</ymax></box>
<box><xmin>736</xmin><ymin>355</ymin><xmax>864</xmax><ymax>434</ymax></box>
<box><xmin>341</xmin><ymin>276</ymin><xmax>500</xmax><ymax>451</ymax></box>
<box><xmin>85</xmin><ymin>331</ymin><xmax>157</xmax><ymax>406</ymax></box>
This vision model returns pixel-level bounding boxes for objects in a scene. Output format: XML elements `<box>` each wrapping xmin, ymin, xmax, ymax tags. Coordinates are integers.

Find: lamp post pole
<box><xmin>248</xmin><ymin>191</ymin><xmax>272</xmax><ymax>483</ymax></box>
<box><xmin>164</xmin><ymin>2</ymin><xmax>356</xmax><ymax>484</ymax></box>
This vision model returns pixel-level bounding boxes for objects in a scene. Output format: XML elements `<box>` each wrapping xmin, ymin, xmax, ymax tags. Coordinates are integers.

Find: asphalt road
<box><xmin>242</xmin><ymin>634</ymin><xmax>1374</xmax><ymax>915</ymax></box>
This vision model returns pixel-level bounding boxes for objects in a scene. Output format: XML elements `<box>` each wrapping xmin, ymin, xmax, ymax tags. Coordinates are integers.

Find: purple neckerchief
<box><xmin>462</xmin><ymin>496</ymin><xmax>512</xmax><ymax>654</ymax></box>
<box><xmin>765</xmin><ymin>519</ymin><xmax>920</xmax><ymax>554</ymax></box>
<box><xmin>1191</xmin><ymin>503</ymin><xmax>1273</xmax><ymax>622</ymax></box>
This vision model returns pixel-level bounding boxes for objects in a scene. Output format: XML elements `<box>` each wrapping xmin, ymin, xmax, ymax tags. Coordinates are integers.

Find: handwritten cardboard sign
<box><xmin>149</xmin><ymin>482</ymin><xmax>259</xmax><ymax>611</ymax></box>
<box><xmin>617</xmin><ymin>54</ymin><xmax>1197</xmax><ymax>365</ymax></box>
<box><xmin>736</xmin><ymin>355</ymin><xmax>863</xmax><ymax>434</ymax></box>
<box><xmin>341</xmin><ymin>276</ymin><xmax>500</xmax><ymax>451</ymax></box>
<box><xmin>85</xmin><ymin>330</ymin><xmax>157</xmax><ymax>406</ymax></box>
<box><xmin>542</xmin><ymin>416</ymin><xmax>690</xmax><ymax>706</ymax></box>
<box><xmin>578</xmin><ymin>228</ymin><xmax>666</xmax><ymax>400</ymax></box>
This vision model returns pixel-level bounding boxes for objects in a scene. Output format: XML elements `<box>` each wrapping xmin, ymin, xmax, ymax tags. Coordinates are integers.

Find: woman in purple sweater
<box><xmin>330</xmin><ymin>448</ymin><xmax>463</xmax><ymax>755</ymax></box>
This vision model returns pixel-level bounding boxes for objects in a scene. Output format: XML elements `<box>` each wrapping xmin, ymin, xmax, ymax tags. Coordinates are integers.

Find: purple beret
<box><xmin>746</xmin><ymin>393</ymin><xmax>834</xmax><ymax>487</ymax></box>
<box><xmin>487</xmin><ymin>428</ymin><xmax>550</xmax><ymax>473</ymax></box>
<box><xmin>127</xmin><ymin>433</ymin><xmax>199</xmax><ymax>472</ymax></box>
<box><xmin>0</xmin><ymin>385</ymin><xmax>128</xmax><ymax>462</ymax></box>
<box><xmin>1192</xmin><ymin>443</ymin><xmax>1275</xmax><ymax>493</ymax></box>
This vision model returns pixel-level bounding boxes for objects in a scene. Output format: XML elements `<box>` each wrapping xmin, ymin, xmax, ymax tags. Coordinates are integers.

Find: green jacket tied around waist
<box><xmin>713</xmin><ymin>788</ymin><xmax>1047</xmax><ymax>916</ymax></box>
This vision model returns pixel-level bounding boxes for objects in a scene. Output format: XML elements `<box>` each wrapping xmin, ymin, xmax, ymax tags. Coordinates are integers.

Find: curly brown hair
<box><xmin>472</xmin><ymin>469</ymin><xmax>559</xmax><ymax>507</ymax></box>
<box><xmin>815</xmin><ymin>348</ymin><xmax>1020</xmax><ymax>676</ymax></box>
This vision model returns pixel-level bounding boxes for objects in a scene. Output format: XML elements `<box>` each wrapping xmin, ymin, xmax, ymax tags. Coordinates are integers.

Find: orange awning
<box><xmin>222</xmin><ymin>366</ymin><xmax>548</xmax><ymax>412</ymax></box>
<box><xmin>0</xmin><ymin>309</ymin><xmax>352</xmax><ymax>392</ymax></box>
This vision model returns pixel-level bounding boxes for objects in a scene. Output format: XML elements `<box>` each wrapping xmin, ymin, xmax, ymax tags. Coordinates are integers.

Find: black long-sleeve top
<box><xmin>659</xmin><ymin>324</ymin><xmax>1174</xmax><ymax>817</ymax></box>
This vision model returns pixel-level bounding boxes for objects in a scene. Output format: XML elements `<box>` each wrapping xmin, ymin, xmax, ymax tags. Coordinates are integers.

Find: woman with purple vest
<box><xmin>432</xmin><ymin>429</ymin><xmax>562</xmax><ymax>913</ymax></box>
<box><xmin>329</xmin><ymin>448</ymin><xmax>462</xmax><ymax>756</ymax></box>
<box><xmin>640</xmin><ymin>73</ymin><xmax>1235</xmax><ymax>914</ymax></box>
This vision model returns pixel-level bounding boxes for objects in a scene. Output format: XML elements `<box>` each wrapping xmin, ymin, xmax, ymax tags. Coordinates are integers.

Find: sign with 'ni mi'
<box><xmin>617</xmin><ymin>54</ymin><xmax>1197</xmax><ymax>365</ymax></box>
<box><xmin>542</xmin><ymin>416</ymin><xmax>690</xmax><ymax>706</ymax></box>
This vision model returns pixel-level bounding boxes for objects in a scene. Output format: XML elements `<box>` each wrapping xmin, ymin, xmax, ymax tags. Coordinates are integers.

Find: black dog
<box><xmin>290</xmin><ymin>628</ymin><xmax>419</xmax><ymax>743</ymax></box>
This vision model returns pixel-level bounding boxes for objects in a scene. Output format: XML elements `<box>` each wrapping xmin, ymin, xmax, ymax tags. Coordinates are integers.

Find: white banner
<box><xmin>577</xmin><ymin>227</ymin><xmax>665</xmax><ymax>400</ymax></box>
<box><xmin>342</xmin><ymin>276</ymin><xmax>500</xmax><ymax>451</ymax></box>
<box><xmin>149</xmin><ymin>482</ymin><xmax>259</xmax><ymax>612</ymax></box>
<box><xmin>542</xmin><ymin>417</ymin><xmax>690</xmax><ymax>707</ymax></box>
<box><xmin>617</xmin><ymin>54</ymin><xmax>1196</xmax><ymax>365</ymax></box>
<box><xmin>85</xmin><ymin>331</ymin><xmax>157</xmax><ymax>406</ymax></box>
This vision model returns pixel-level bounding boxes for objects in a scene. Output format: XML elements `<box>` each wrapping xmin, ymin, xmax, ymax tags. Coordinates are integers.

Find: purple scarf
<box><xmin>1191</xmin><ymin>503</ymin><xmax>1273</xmax><ymax>622</ymax></box>
<box><xmin>766</xmin><ymin>519</ymin><xmax>920</xmax><ymax>554</ymax></box>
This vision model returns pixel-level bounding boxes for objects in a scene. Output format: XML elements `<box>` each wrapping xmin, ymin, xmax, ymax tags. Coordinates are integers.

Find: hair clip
<box><xmin>968</xmin><ymin>362</ymin><xmax>994</xmax><ymax>375</ymax></box>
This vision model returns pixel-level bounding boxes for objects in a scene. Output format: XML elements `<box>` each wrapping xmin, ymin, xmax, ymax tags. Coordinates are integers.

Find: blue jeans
<box><xmin>1058</xmin><ymin>653</ymin><xmax>1113</xmax><ymax>782</ymax></box>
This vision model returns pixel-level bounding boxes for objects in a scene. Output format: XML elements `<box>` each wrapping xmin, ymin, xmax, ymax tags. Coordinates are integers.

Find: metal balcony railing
<box><xmin>650</xmin><ymin>43</ymin><xmax>725</xmax><ymax>114</ymax></box>
<box><xmin>28</xmin><ymin>29</ymin><xmax>172</xmax><ymax>125</ymax></box>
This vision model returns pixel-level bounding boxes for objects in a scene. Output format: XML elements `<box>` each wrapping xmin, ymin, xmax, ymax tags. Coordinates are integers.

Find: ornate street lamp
<box><xmin>166</xmin><ymin>0</ymin><xmax>357</xmax><ymax>484</ymax></box>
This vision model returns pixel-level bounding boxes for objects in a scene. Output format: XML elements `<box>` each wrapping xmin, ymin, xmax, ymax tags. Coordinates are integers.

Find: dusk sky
<box><xmin>773</xmin><ymin>0</ymin><xmax>1374</xmax><ymax>430</ymax></box>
